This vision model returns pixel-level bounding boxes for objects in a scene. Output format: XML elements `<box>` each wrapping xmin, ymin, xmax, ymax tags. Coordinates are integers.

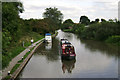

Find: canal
<box><xmin>17</xmin><ymin>30</ymin><xmax>119</xmax><ymax>78</ymax></box>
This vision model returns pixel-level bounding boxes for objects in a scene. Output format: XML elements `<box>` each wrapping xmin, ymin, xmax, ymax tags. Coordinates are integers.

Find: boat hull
<box><xmin>61</xmin><ymin>54</ymin><xmax>76</xmax><ymax>60</ymax></box>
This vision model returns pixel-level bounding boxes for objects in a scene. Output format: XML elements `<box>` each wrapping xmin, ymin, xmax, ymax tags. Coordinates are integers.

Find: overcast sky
<box><xmin>19</xmin><ymin>0</ymin><xmax>119</xmax><ymax>23</ymax></box>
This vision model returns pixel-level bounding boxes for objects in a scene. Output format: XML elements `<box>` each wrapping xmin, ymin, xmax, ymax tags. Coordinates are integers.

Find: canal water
<box><xmin>18</xmin><ymin>30</ymin><xmax>119</xmax><ymax>78</ymax></box>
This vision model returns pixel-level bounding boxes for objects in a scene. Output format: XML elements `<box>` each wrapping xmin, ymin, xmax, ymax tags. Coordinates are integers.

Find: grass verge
<box><xmin>10</xmin><ymin>64</ymin><xmax>20</xmax><ymax>74</ymax></box>
<box><xmin>3</xmin><ymin>64</ymin><xmax>20</xmax><ymax>80</ymax></box>
<box><xmin>4</xmin><ymin>46</ymin><xmax>36</xmax><ymax>80</ymax></box>
<box><xmin>2</xmin><ymin>32</ymin><xmax>44</xmax><ymax>69</ymax></box>
<box><xmin>3</xmin><ymin>75</ymin><xmax>11</xmax><ymax>80</ymax></box>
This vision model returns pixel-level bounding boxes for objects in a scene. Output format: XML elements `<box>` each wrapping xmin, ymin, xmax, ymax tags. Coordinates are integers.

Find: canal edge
<box><xmin>9</xmin><ymin>32</ymin><xmax>58</xmax><ymax>80</ymax></box>
<box><xmin>10</xmin><ymin>39</ymin><xmax>44</xmax><ymax>80</ymax></box>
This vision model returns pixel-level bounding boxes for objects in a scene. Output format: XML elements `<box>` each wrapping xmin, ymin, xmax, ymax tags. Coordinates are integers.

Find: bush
<box><xmin>95</xmin><ymin>28</ymin><xmax>109</xmax><ymax>41</ymax></box>
<box><xmin>72</xmin><ymin>24</ymin><xmax>85</xmax><ymax>34</ymax></box>
<box><xmin>106</xmin><ymin>36</ymin><xmax>120</xmax><ymax>45</ymax></box>
<box><xmin>79</xmin><ymin>22</ymin><xmax>118</xmax><ymax>41</ymax></box>
<box><xmin>80</xmin><ymin>24</ymin><xmax>98</xmax><ymax>39</ymax></box>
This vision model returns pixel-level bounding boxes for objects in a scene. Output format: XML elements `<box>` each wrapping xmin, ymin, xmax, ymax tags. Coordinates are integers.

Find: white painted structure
<box><xmin>45</xmin><ymin>33</ymin><xmax>52</xmax><ymax>43</ymax></box>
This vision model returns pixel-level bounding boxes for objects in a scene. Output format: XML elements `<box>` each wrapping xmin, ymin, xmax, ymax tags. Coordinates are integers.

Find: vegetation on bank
<box><xmin>2</xmin><ymin>2</ymin><xmax>63</xmax><ymax>69</ymax></box>
<box><xmin>62</xmin><ymin>17</ymin><xmax>120</xmax><ymax>46</ymax></box>
<box><xmin>3</xmin><ymin>46</ymin><xmax>34</xmax><ymax>80</ymax></box>
<box><xmin>105</xmin><ymin>36</ymin><xmax>120</xmax><ymax>46</ymax></box>
<box><xmin>2</xmin><ymin>0</ymin><xmax>120</xmax><ymax>72</ymax></box>
<box><xmin>10</xmin><ymin>64</ymin><xmax>20</xmax><ymax>74</ymax></box>
<box><xmin>2</xmin><ymin>32</ymin><xmax>44</xmax><ymax>69</ymax></box>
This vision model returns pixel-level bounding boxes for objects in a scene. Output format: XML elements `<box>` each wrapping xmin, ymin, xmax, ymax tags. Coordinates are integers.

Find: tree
<box><xmin>62</xmin><ymin>19</ymin><xmax>74</xmax><ymax>29</ymax></box>
<box><xmin>2</xmin><ymin>2</ymin><xmax>24</xmax><ymax>41</ymax></box>
<box><xmin>2</xmin><ymin>2</ymin><xmax>24</xmax><ymax>50</ymax></box>
<box><xmin>2</xmin><ymin>2</ymin><xmax>24</xmax><ymax>68</ymax></box>
<box><xmin>109</xmin><ymin>19</ymin><xmax>114</xmax><ymax>22</ymax></box>
<box><xmin>101</xmin><ymin>18</ymin><xmax>106</xmax><ymax>22</ymax></box>
<box><xmin>79</xmin><ymin>16</ymin><xmax>90</xmax><ymax>25</ymax></box>
<box><xmin>63</xmin><ymin>19</ymin><xmax>74</xmax><ymax>24</ymax></box>
<box><xmin>95</xmin><ymin>18</ymin><xmax>99</xmax><ymax>23</ymax></box>
<box><xmin>43</xmin><ymin>7</ymin><xmax>63</xmax><ymax>24</ymax></box>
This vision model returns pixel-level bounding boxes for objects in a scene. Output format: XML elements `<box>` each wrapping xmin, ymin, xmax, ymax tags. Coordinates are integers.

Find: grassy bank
<box><xmin>3</xmin><ymin>32</ymin><xmax>58</xmax><ymax>80</ymax></box>
<box><xmin>2</xmin><ymin>32</ymin><xmax>44</xmax><ymax>69</ymax></box>
<box><xmin>105</xmin><ymin>36</ymin><xmax>120</xmax><ymax>46</ymax></box>
<box><xmin>3</xmin><ymin>45</ymin><xmax>37</xmax><ymax>80</ymax></box>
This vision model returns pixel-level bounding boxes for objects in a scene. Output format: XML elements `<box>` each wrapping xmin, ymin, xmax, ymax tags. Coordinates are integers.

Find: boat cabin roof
<box><xmin>45</xmin><ymin>33</ymin><xmax>51</xmax><ymax>36</ymax></box>
<box><xmin>61</xmin><ymin>40</ymin><xmax>71</xmax><ymax>44</ymax></box>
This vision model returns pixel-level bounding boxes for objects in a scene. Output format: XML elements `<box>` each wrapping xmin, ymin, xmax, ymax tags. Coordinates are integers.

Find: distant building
<box><xmin>74</xmin><ymin>23</ymin><xmax>79</xmax><ymax>24</ymax></box>
<box><xmin>68</xmin><ymin>26</ymin><xmax>73</xmax><ymax>29</ymax></box>
<box><xmin>118</xmin><ymin>1</ymin><xmax>120</xmax><ymax>21</ymax></box>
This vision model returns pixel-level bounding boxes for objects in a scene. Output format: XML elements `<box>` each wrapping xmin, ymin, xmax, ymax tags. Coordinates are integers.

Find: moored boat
<box><xmin>45</xmin><ymin>33</ymin><xmax>52</xmax><ymax>43</ymax></box>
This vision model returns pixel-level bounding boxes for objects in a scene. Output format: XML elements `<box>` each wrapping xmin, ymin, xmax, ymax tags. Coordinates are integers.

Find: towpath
<box><xmin>2</xmin><ymin>38</ymin><xmax>44</xmax><ymax>79</ymax></box>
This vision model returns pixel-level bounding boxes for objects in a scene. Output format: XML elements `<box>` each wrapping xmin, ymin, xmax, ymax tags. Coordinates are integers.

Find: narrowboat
<box><xmin>60</xmin><ymin>39</ymin><xmax>76</xmax><ymax>59</ymax></box>
<box><xmin>45</xmin><ymin>33</ymin><xmax>52</xmax><ymax>43</ymax></box>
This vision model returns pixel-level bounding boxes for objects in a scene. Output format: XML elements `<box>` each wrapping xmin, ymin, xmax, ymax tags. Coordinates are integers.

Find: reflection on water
<box><xmin>45</xmin><ymin>43</ymin><xmax>52</xmax><ymax>50</ymax></box>
<box><xmin>18</xmin><ymin>30</ymin><xmax>118</xmax><ymax>78</ymax></box>
<box><xmin>61</xmin><ymin>59</ymin><xmax>76</xmax><ymax>74</ymax></box>
<box><xmin>80</xmin><ymin>39</ymin><xmax>120</xmax><ymax>59</ymax></box>
<box><xmin>34</xmin><ymin>38</ymin><xmax>60</xmax><ymax>61</ymax></box>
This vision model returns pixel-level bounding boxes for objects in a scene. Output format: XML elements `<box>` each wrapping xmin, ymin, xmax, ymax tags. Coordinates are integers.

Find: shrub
<box><xmin>106</xmin><ymin>36</ymin><xmax>120</xmax><ymax>45</ymax></box>
<box><xmin>95</xmin><ymin>28</ymin><xmax>109</xmax><ymax>41</ymax></box>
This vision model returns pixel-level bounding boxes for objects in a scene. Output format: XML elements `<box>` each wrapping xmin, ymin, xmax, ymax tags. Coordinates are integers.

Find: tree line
<box><xmin>62</xmin><ymin>16</ymin><xmax>120</xmax><ymax>46</ymax></box>
<box><xmin>2</xmin><ymin>2</ymin><xmax>63</xmax><ymax>68</ymax></box>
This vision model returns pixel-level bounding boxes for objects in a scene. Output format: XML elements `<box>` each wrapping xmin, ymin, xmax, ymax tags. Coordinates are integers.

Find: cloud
<box><xmin>118</xmin><ymin>1</ymin><xmax>120</xmax><ymax>21</ymax></box>
<box><xmin>19</xmin><ymin>0</ymin><xmax>119</xmax><ymax>22</ymax></box>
